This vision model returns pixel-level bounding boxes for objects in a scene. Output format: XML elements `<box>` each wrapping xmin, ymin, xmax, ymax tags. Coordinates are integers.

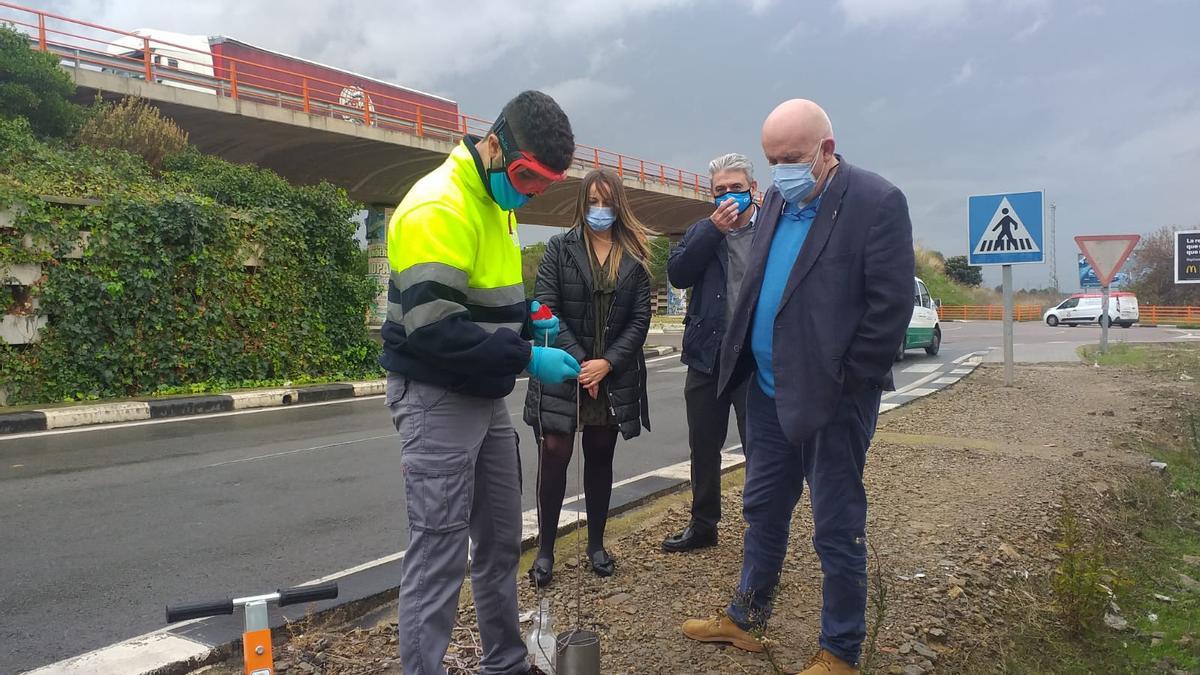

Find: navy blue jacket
<box><xmin>667</xmin><ymin>217</ymin><xmax>732</xmax><ymax>375</ymax></box>
<box><xmin>718</xmin><ymin>160</ymin><xmax>915</xmax><ymax>445</ymax></box>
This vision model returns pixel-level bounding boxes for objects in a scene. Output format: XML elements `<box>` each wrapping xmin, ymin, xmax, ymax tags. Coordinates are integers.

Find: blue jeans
<box><xmin>727</xmin><ymin>380</ymin><xmax>881</xmax><ymax>666</ymax></box>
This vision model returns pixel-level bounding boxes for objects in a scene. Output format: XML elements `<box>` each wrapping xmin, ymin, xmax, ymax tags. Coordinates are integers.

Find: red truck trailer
<box><xmin>208</xmin><ymin>37</ymin><xmax>461</xmax><ymax>138</ymax></box>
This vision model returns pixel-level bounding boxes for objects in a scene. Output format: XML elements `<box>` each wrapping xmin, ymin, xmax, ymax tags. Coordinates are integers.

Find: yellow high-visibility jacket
<box><xmin>379</xmin><ymin>138</ymin><xmax>532</xmax><ymax>398</ymax></box>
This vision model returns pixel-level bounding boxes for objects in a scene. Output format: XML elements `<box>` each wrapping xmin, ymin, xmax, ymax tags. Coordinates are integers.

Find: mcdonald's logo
<box><xmin>1189</xmin><ymin>265</ymin><xmax>1199</xmax><ymax>275</ymax></box>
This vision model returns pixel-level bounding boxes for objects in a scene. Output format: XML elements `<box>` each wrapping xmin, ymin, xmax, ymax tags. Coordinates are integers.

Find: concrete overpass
<box><xmin>2</xmin><ymin>1</ymin><xmax>717</xmax><ymax>233</ymax></box>
<box><xmin>66</xmin><ymin>69</ymin><xmax>715</xmax><ymax>234</ymax></box>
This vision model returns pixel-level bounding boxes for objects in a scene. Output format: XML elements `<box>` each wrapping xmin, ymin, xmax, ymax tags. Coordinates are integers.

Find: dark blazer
<box><xmin>667</xmin><ymin>217</ymin><xmax>730</xmax><ymax>375</ymax></box>
<box><xmin>718</xmin><ymin>159</ymin><xmax>914</xmax><ymax>445</ymax></box>
<box><xmin>522</xmin><ymin>228</ymin><xmax>652</xmax><ymax>440</ymax></box>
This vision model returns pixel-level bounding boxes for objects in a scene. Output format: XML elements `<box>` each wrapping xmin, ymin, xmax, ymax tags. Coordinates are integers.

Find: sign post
<box><xmin>1074</xmin><ymin>234</ymin><xmax>1141</xmax><ymax>355</ymax></box>
<box><xmin>1002</xmin><ymin>265</ymin><xmax>1014</xmax><ymax>384</ymax></box>
<box><xmin>1175</xmin><ymin>231</ymin><xmax>1200</xmax><ymax>284</ymax></box>
<box><xmin>969</xmin><ymin>191</ymin><xmax>1045</xmax><ymax>387</ymax></box>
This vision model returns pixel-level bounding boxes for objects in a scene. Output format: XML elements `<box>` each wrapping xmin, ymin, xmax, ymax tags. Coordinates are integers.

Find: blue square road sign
<box><xmin>967</xmin><ymin>191</ymin><xmax>1044</xmax><ymax>266</ymax></box>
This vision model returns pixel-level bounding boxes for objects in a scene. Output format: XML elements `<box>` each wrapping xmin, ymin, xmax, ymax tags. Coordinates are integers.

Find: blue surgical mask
<box><xmin>585</xmin><ymin>206</ymin><xmax>615</xmax><ymax>231</ymax></box>
<box><xmin>488</xmin><ymin>170</ymin><xmax>530</xmax><ymax>211</ymax></box>
<box><xmin>772</xmin><ymin>143</ymin><xmax>825</xmax><ymax>206</ymax></box>
<box><xmin>714</xmin><ymin>190</ymin><xmax>753</xmax><ymax>213</ymax></box>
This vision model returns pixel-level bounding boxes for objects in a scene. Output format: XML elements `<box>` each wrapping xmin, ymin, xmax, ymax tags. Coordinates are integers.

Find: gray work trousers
<box><xmin>387</xmin><ymin>374</ymin><xmax>527</xmax><ymax>675</ymax></box>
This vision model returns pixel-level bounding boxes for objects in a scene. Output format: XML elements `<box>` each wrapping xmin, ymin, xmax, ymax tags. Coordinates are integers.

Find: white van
<box><xmin>1043</xmin><ymin>292</ymin><xmax>1140</xmax><ymax>328</ymax></box>
<box><xmin>898</xmin><ymin>276</ymin><xmax>941</xmax><ymax>360</ymax></box>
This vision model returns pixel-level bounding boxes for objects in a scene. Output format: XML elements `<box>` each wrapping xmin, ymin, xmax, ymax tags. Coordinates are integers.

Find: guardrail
<box><xmin>1140</xmin><ymin>306</ymin><xmax>1200</xmax><ymax>325</ymax></box>
<box><xmin>939</xmin><ymin>304</ymin><xmax>1200</xmax><ymax>325</ymax></box>
<box><xmin>938</xmin><ymin>305</ymin><xmax>1045</xmax><ymax>322</ymax></box>
<box><xmin>0</xmin><ymin>1</ymin><xmax>713</xmax><ymax>196</ymax></box>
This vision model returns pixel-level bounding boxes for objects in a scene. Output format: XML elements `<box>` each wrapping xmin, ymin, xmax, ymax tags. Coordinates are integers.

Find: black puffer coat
<box><xmin>522</xmin><ymin>228</ymin><xmax>652</xmax><ymax>439</ymax></box>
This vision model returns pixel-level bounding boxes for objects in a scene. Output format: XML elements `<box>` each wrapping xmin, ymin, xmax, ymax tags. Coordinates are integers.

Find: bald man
<box><xmin>683</xmin><ymin>100</ymin><xmax>914</xmax><ymax>675</ymax></box>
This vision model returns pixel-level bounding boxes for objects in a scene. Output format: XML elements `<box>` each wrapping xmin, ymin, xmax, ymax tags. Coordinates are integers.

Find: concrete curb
<box><xmin>32</xmin><ymin>347</ymin><xmax>977</xmax><ymax>675</ymax></box>
<box><xmin>0</xmin><ymin>348</ymin><xmax>678</xmax><ymax>436</ymax></box>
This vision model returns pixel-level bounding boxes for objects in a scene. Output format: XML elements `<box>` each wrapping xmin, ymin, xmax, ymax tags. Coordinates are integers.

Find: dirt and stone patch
<box><xmin>235</xmin><ymin>362</ymin><xmax>1189</xmax><ymax>674</ymax></box>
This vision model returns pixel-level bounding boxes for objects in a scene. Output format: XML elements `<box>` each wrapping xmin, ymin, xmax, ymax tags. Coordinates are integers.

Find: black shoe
<box><xmin>589</xmin><ymin>549</ymin><xmax>615</xmax><ymax>577</ymax></box>
<box><xmin>529</xmin><ymin>557</ymin><xmax>553</xmax><ymax>588</ymax></box>
<box><xmin>662</xmin><ymin>524</ymin><xmax>717</xmax><ymax>553</ymax></box>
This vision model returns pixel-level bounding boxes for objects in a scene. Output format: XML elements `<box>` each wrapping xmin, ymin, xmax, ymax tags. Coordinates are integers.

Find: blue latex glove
<box><xmin>528</xmin><ymin>346</ymin><xmax>581</xmax><ymax>385</ymax></box>
<box><xmin>530</xmin><ymin>300</ymin><xmax>559</xmax><ymax>346</ymax></box>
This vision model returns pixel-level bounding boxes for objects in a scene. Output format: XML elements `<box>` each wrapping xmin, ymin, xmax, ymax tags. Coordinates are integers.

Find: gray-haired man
<box><xmin>663</xmin><ymin>153</ymin><xmax>757</xmax><ymax>552</ymax></box>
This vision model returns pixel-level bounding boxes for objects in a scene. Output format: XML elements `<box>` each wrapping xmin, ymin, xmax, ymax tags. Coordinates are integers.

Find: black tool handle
<box><xmin>165</xmin><ymin>598</ymin><xmax>234</xmax><ymax>623</ymax></box>
<box><xmin>277</xmin><ymin>581</ymin><xmax>338</xmax><ymax>607</ymax></box>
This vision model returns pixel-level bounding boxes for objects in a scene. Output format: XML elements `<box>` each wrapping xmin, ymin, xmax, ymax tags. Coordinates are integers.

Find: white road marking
<box><xmin>884</xmin><ymin>351</ymin><xmax>985</xmax><ymax>400</ymax></box>
<box><xmin>202</xmin><ymin>434</ymin><xmax>395</xmax><ymax>469</ymax></box>
<box><xmin>902</xmin><ymin>364</ymin><xmax>941</xmax><ymax>373</ymax></box>
<box><xmin>889</xmin><ymin>370</ymin><xmax>950</xmax><ymax>397</ymax></box>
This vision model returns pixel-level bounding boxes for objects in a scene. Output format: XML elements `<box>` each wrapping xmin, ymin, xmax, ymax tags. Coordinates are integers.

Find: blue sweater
<box><xmin>751</xmin><ymin>197</ymin><xmax>823</xmax><ymax>397</ymax></box>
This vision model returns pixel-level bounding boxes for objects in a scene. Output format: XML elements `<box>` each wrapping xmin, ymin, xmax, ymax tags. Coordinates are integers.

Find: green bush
<box><xmin>0</xmin><ymin>26</ymin><xmax>81</xmax><ymax>138</ymax></box>
<box><xmin>915</xmin><ymin>245</ymin><xmax>994</xmax><ymax>305</ymax></box>
<box><xmin>1052</xmin><ymin>496</ymin><xmax>1119</xmax><ymax>637</ymax></box>
<box><xmin>944</xmin><ymin>254</ymin><xmax>983</xmax><ymax>287</ymax></box>
<box><xmin>78</xmin><ymin>96</ymin><xmax>189</xmax><ymax>169</ymax></box>
<box><xmin>521</xmin><ymin>242</ymin><xmax>546</xmax><ymax>297</ymax></box>
<box><xmin>0</xmin><ymin>120</ymin><xmax>380</xmax><ymax>405</ymax></box>
<box><xmin>647</xmin><ymin>236</ymin><xmax>670</xmax><ymax>287</ymax></box>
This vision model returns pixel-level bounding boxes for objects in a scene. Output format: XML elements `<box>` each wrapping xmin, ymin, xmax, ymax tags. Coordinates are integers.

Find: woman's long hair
<box><xmin>571</xmin><ymin>169</ymin><xmax>651</xmax><ymax>282</ymax></box>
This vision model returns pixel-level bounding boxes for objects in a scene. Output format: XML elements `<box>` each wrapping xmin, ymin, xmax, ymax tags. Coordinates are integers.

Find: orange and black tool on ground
<box><xmin>166</xmin><ymin>581</ymin><xmax>338</xmax><ymax>675</ymax></box>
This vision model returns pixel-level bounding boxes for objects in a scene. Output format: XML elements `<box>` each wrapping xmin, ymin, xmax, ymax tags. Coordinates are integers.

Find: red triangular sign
<box><xmin>1074</xmin><ymin>234</ymin><xmax>1141</xmax><ymax>288</ymax></box>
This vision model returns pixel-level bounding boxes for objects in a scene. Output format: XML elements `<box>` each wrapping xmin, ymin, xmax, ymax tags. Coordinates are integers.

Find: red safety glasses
<box><xmin>492</xmin><ymin>116</ymin><xmax>566</xmax><ymax>195</ymax></box>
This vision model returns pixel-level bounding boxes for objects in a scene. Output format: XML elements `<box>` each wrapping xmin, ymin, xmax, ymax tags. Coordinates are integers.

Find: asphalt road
<box><xmin>933</xmin><ymin>320</ymin><xmax>1189</xmax><ymax>362</ymax></box>
<box><xmin>3</xmin><ymin>321</ymin><xmax>1178</xmax><ymax>671</ymax></box>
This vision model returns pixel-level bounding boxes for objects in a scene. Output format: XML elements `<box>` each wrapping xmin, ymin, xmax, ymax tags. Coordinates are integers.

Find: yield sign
<box><xmin>1074</xmin><ymin>234</ymin><xmax>1141</xmax><ymax>288</ymax></box>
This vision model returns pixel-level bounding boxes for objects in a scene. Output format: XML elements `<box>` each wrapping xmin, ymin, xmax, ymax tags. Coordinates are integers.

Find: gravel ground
<box><xmin>248</xmin><ymin>362</ymin><xmax>1189</xmax><ymax>674</ymax></box>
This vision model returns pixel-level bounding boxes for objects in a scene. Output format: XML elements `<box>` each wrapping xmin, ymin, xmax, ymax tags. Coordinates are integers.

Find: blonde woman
<box><xmin>523</xmin><ymin>169</ymin><xmax>652</xmax><ymax>586</ymax></box>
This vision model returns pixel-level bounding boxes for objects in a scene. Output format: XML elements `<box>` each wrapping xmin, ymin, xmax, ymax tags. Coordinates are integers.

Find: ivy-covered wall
<box><xmin>0</xmin><ymin>117</ymin><xmax>381</xmax><ymax>405</ymax></box>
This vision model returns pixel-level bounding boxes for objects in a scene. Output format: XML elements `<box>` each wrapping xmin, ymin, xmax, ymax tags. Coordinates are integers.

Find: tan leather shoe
<box><xmin>681</xmin><ymin>614</ymin><xmax>764</xmax><ymax>653</ymax></box>
<box><xmin>794</xmin><ymin>649</ymin><xmax>859</xmax><ymax>674</ymax></box>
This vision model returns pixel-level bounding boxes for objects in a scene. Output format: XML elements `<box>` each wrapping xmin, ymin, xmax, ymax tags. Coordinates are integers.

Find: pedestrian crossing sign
<box><xmin>967</xmin><ymin>191</ymin><xmax>1045</xmax><ymax>266</ymax></box>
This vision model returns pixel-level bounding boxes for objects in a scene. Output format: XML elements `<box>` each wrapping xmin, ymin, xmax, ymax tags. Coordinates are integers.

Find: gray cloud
<box><xmin>541</xmin><ymin>78</ymin><xmax>633</xmax><ymax>111</ymax></box>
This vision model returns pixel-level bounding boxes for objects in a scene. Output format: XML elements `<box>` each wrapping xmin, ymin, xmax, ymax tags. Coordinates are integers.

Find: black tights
<box><xmin>536</xmin><ymin>426</ymin><xmax>619</xmax><ymax>559</ymax></box>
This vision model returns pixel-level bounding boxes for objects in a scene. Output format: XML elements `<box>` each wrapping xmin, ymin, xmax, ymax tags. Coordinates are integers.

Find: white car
<box><xmin>897</xmin><ymin>276</ymin><xmax>941</xmax><ymax>360</ymax></box>
<box><xmin>1043</xmin><ymin>292</ymin><xmax>1140</xmax><ymax>328</ymax></box>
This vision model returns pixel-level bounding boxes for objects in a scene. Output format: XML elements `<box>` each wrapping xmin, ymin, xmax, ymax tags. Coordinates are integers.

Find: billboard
<box><xmin>1176</xmin><ymin>230</ymin><xmax>1200</xmax><ymax>284</ymax></box>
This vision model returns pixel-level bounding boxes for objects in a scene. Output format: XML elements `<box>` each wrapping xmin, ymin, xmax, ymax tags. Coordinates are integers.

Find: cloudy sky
<box><xmin>32</xmin><ymin>0</ymin><xmax>1200</xmax><ymax>288</ymax></box>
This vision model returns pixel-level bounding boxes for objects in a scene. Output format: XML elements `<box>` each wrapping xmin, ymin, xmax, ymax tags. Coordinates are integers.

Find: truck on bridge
<box><xmin>104</xmin><ymin>29</ymin><xmax>461</xmax><ymax>138</ymax></box>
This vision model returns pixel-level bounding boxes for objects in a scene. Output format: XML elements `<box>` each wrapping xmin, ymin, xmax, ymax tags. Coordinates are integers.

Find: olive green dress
<box><xmin>580</xmin><ymin>244</ymin><xmax>617</xmax><ymax>427</ymax></box>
